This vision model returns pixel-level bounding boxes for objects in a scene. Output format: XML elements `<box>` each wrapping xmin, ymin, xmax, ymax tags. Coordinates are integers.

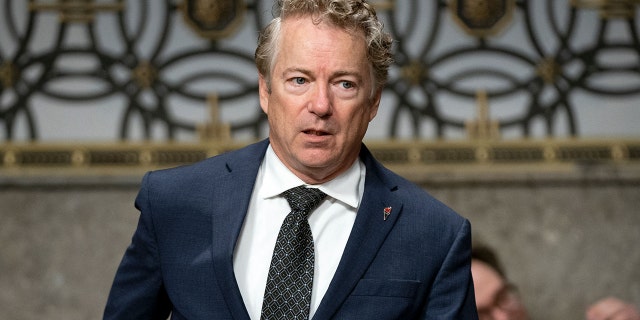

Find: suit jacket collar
<box><xmin>211</xmin><ymin>139</ymin><xmax>270</xmax><ymax>320</ymax></box>
<box><xmin>312</xmin><ymin>144</ymin><xmax>402</xmax><ymax>319</ymax></box>
<box><xmin>210</xmin><ymin>140</ymin><xmax>401</xmax><ymax>320</ymax></box>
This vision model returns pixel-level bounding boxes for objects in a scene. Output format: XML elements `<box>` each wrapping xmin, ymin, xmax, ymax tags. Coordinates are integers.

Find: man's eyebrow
<box><xmin>282</xmin><ymin>67</ymin><xmax>312</xmax><ymax>76</ymax></box>
<box><xmin>281</xmin><ymin>68</ymin><xmax>363</xmax><ymax>81</ymax></box>
<box><xmin>332</xmin><ymin>70</ymin><xmax>363</xmax><ymax>82</ymax></box>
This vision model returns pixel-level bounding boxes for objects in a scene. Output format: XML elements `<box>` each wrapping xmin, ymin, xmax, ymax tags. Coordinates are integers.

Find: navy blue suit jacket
<box><xmin>104</xmin><ymin>139</ymin><xmax>478</xmax><ymax>319</ymax></box>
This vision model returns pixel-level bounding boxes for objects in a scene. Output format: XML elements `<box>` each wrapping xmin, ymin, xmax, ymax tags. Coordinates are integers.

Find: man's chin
<box><xmin>297</xmin><ymin>156</ymin><xmax>333</xmax><ymax>170</ymax></box>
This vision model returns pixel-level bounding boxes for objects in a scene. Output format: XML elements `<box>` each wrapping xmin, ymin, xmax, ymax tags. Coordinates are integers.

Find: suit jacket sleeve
<box><xmin>104</xmin><ymin>172</ymin><xmax>173</xmax><ymax>320</ymax></box>
<box><xmin>422</xmin><ymin>219</ymin><xmax>477</xmax><ymax>319</ymax></box>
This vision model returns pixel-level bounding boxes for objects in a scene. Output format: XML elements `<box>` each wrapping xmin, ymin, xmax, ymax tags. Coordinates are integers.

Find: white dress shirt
<box><xmin>233</xmin><ymin>145</ymin><xmax>365</xmax><ymax>320</ymax></box>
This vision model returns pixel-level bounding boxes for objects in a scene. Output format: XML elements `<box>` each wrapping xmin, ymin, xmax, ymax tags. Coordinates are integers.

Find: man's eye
<box><xmin>340</xmin><ymin>81</ymin><xmax>354</xmax><ymax>89</ymax></box>
<box><xmin>293</xmin><ymin>77</ymin><xmax>306</xmax><ymax>85</ymax></box>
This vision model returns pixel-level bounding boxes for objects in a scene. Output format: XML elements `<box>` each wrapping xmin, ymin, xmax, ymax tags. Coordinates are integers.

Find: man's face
<box><xmin>472</xmin><ymin>259</ymin><xmax>530</xmax><ymax>320</ymax></box>
<box><xmin>259</xmin><ymin>16</ymin><xmax>380</xmax><ymax>184</ymax></box>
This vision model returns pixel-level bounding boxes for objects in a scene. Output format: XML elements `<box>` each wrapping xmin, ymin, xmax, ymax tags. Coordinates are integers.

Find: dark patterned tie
<box><xmin>260</xmin><ymin>186</ymin><xmax>327</xmax><ymax>320</ymax></box>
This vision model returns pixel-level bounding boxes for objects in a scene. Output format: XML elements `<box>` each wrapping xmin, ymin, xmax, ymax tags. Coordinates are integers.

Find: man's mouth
<box><xmin>303</xmin><ymin>130</ymin><xmax>329</xmax><ymax>136</ymax></box>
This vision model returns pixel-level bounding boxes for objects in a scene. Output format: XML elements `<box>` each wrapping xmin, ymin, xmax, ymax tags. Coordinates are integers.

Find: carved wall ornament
<box><xmin>449</xmin><ymin>0</ymin><xmax>515</xmax><ymax>37</ymax></box>
<box><xmin>179</xmin><ymin>0</ymin><xmax>245</xmax><ymax>40</ymax></box>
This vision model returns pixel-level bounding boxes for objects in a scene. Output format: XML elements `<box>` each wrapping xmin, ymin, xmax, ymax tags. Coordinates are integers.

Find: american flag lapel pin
<box><xmin>383</xmin><ymin>207</ymin><xmax>392</xmax><ymax>221</ymax></box>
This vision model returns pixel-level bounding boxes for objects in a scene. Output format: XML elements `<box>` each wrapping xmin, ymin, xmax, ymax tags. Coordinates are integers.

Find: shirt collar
<box><xmin>259</xmin><ymin>144</ymin><xmax>362</xmax><ymax>209</ymax></box>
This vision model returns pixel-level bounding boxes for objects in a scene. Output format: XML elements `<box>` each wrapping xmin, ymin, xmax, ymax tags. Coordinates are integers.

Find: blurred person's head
<box><xmin>472</xmin><ymin>245</ymin><xmax>530</xmax><ymax>320</ymax></box>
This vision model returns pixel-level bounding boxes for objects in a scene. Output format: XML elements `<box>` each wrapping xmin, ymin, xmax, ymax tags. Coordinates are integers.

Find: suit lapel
<box><xmin>208</xmin><ymin>141</ymin><xmax>401</xmax><ymax>319</ymax></box>
<box><xmin>313</xmin><ymin>148</ymin><xmax>403</xmax><ymax>319</ymax></box>
<box><xmin>210</xmin><ymin>140</ymin><xmax>269</xmax><ymax>320</ymax></box>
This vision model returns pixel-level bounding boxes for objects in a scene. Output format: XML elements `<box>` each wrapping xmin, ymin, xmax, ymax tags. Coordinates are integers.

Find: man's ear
<box><xmin>368</xmin><ymin>88</ymin><xmax>382</xmax><ymax>121</ymax></box>
<box><xmin>258</xmin><ymin>74</ymin><xmax>270</xmax><ymax>114</ymax></box>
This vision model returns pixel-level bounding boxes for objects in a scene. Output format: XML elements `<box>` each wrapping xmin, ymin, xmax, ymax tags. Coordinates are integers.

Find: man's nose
<box><xmin>307</xmin><ymin>85</ymin><xmax>332</xmax><ymax>117</ymax></box>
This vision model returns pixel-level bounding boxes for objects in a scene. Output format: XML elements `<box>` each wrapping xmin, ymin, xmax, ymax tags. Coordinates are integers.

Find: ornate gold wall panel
<box><xmin>0</xmin><ymin>1</ymin><xmax>639</xmax><ymax>176</ymax></box>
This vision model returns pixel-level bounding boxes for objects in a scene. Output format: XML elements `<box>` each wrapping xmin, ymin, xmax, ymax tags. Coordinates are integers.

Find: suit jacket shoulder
<box><xmin>313</xmin><ymin>144</ymin><xmax>476</xmax><ymax>319</ymax></box>
<box><xmin>107</xmin><ymin>140</ymin><xmax>271</xmax><ymax>319</ymax></box>
<box><xmin>143</xmin><ymin>139</ymin><xmax>269</xmax><ymax>190</ymax></box>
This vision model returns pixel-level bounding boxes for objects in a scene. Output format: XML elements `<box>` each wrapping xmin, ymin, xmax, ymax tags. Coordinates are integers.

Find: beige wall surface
<box><xmin>0</xmin><ymin>187</ymin><xmax>139</xmax><ymax>320</ymax></box>
<box><xmin>1</xmin><ymin>175</ymin><xmax>639</xmax><ymax>320</ymax></box>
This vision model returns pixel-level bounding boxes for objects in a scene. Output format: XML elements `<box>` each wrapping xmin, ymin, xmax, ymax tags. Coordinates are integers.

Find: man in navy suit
<box><xmin>104</xmin><ymin>0</ymin><xmax>478</xmax><ymax>319</ymax></box>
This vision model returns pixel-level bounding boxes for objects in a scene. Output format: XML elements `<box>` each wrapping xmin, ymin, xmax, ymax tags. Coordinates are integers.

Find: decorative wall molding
<box><xmin>2</xmin><ymin>139</ymin><xmax>639</xmax><ymax>184</ymax></box>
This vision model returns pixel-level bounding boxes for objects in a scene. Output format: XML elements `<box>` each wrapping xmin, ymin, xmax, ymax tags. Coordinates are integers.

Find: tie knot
<box><xmin>282</xmin><ymin>186</ymin><xmax>327</xmax><ymax>214</ymax></box>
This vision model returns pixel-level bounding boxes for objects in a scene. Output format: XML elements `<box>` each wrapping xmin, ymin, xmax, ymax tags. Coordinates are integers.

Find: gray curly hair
<box><xmin>255</xmin><ymin>0</ymin><xmax>393</xmax><ymax>92</ymax></box>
